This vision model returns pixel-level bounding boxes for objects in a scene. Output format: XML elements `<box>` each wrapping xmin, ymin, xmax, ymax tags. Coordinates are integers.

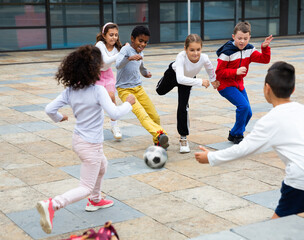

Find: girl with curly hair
<box><xmin>95</xmin><ymin>22</ymin><xmax>124</xmax><ymax>140</ymax></box>
<box><xmin>36</xmin><ymin>45</ymin><xmax>135</xmax><ymax>234</ymax></box>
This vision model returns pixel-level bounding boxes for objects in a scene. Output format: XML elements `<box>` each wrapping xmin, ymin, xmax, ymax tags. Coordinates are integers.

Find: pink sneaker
<box><xmin>36</xmin><ymin>198</ymin><xmax>54</xmax><ymax>234</ymax></box>
<box><xmin>85</xmin><ymin>198</ymin><xmax>114</xmax><ymax>212</ymax></box>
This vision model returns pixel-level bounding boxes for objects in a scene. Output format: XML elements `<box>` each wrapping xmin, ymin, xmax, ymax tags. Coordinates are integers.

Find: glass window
<box><xmin>0</xmin><ymin>5</ymin><xmax>45</xmax><ymax>27</ymax></box>
<box><xmin>160</xmin><ymin>2</ymin><xmax>200</xmax><ymax>22</ymax></box>
<box><xmin>249</xmin><ymin>19</ymin><xmax>279</xmax><ymax>37</ymax></box>
<box><xmin>103</xmin><ymin>3</ymin><xmax>112</xmax><ymax>23</ymax></box>
<box><xmin>204</xmin><ymin>1</ymin><xmax>235</xmax><ymax>20</ymax></box>
<box><xmin>245</xmin><ymin>0</ymin><xmax>280</xmax><ymax>18</ymax></box>
<box><xmin>204</xmin><ymin>21</ymin><xmax>234</xmax><ymax>40</ymax></box>
<box><xmin>116</xmin><ymin>3</ymin><xmax>148</xmax><ymax>24</ymax></box>
<box><xmin>0</xmin><ymin>1</ymin><xmax>45</xmax><ymax>3</ymax></box>
<box><xmin>51</xmin><ymin>27</ymin><xmax>98</xmax><ymax>48</ymax></box>
<box><xmin>0</xmin><ymin>28</ymin><xmax>47</xmax><ymax>51</ymax></box>
<box><xmin>117</xmin><ymin>0</ymin><xmax>147</xmax><ymax>2</ymax></box>
<box><xmin>160</xmin><ymin>22</ymin><xmax>200</xmax><ymax>42</ymax></box>
<box><xmin>301</xmin><ymin>0</ymin><xmax>304</xmax><ymax>33</ymax></box>
<box><xmin>50</xmin><ymin>4</ymin><xmax>99</xmax><ymax>26</ymax></box>
<box><xmin>288</xmin><ymin>0</ymin><xmax>297</xmax><ymax>35</ymax></box>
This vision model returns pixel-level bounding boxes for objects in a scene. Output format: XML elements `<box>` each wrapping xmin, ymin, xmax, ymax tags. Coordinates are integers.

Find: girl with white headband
<box><xmin>95</xmin><ymin>22</ymin><xmax>123</xmax><ymax>140</ymax></box>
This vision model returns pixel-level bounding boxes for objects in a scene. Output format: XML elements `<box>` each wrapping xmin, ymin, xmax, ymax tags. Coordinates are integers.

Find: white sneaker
<box><xmin>111</xmin><ymin>125</ymin><xmax>122</xmax><ymax>140</ymax></box>
<box><xmin>179</xmin><ymin>139</ymin><xmax>190</xmax><ymax>153</ymax></box>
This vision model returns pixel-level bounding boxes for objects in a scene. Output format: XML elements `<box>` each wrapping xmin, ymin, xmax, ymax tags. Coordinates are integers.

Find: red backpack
<box><xmin>63</xmin><ymin>221</ymin><xmax>119</xmax><ymax>240</ymax></box>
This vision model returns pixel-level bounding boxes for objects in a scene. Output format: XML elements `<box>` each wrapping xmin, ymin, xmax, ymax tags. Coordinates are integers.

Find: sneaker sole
<box><xmin>180</xmin><ymin>150</ymin><xmax>190</xmax><ymax>154</ymax></box>
<box><xmin>85</xmin><ymin>202</ymin><xmax>114</xmax><ymax>212</ymax></box>
<box><xmin>158</xmin><ymin>135</ymin><xmax>169</xmax><ymax>148</ymax></box>
<box><xmin>36</xmin><ymin>202</ymin><xmax>52</xmax><ymax>234</ymax></box>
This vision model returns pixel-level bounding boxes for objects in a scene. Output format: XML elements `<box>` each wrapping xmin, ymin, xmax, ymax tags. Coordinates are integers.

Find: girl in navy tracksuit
<box><xmin>216</xmin><ymin>21</ymin><xmax>272</xmax><ymax>144</ymax></box>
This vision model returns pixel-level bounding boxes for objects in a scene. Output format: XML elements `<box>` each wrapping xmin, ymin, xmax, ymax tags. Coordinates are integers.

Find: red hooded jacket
<box><xmin>216</xmin><ymin>40</ymin><xmax>271</xmax><ymax>91</ymax></box>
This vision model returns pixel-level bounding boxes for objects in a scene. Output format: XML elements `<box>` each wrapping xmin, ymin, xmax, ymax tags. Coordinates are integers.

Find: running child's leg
<box><xmin>156</xmin><ymin>62</ymin><xmax>177</xmax><ymax>95</ymax></box>
<box><xmin>102</xmin><ymin>68</ymin><xmax>122</xmax><ymax>140</ymax></box>
<box><xmin>177</xmin><ymin>84</ymin><xmax>192</xmax><ymax>153</ymax></box>
<box><xmin>219</xmin><ymin>87</ymin><xmax>251</xmax><ymax>137</ymax></box>
<box><xmin>51</xmin><ymin>134</ymin><xmax>108</xmax><ymax>209</ymax></box>
<box><xmin>36</xmin><ymin>134</ymin><xmax>110</xmax><ymax>234</ymax></box>
<box><xmin>240</xmin><ymin>88</ymin><xmax>252</xmax><ymax>126</ymax></box>
<box><xmin>117</xmin><ymin>87</ymin><xmax>168</xmax><ymax>147</ymax></box>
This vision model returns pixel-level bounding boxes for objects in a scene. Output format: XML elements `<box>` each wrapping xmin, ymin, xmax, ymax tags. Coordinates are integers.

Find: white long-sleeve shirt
<box><xmin>95</xmin><ymin>41</ymin><xmax>119</xmax><ymax>71</ymax></box>
<box><xmin>208</xmin><ymin>102</ymin><xmax>304</xmax><ymax>191</ymax></box>
<box><xmin>45</xmin><ymin>85</ymin><xmax>132</xmax><ymax>143</ymax></box>
<box><xmin>172</xmin><ymin>51</ymin><xmax>216</xmax><ymax>87</ymax></box>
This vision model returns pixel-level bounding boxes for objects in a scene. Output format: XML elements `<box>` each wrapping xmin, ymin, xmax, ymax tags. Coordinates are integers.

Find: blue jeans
<box><xmin>219</xmin><ymin>87</ymin><xmax>252</xmax><ymax>136</ymax></box>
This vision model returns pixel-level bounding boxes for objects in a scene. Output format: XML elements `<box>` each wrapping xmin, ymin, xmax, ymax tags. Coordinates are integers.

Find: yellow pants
<box><xmin>117</xmin><ymin>86</ymin><xmax>167</xmax><ymax>144</ymax></box>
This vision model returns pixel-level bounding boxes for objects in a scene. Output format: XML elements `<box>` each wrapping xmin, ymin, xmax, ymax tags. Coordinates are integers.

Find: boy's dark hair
<box><xmin>56</xmin><ymin>45</ymin><xmax>102</xmax><ymax>90</ymax></box>
<box><xmin>234</xmin><ymin>21</ymin><xmax>251</xmax><ymax>35</ymax></box>
<box><xmin>265</xmin><ymin>61</ymin><xmax>295</xmax><ymax>98</ymax></box>
<box><xmin>131</xmin><ymin>25</ymin><xmax>150</xmax><ymax>39</ymax></box>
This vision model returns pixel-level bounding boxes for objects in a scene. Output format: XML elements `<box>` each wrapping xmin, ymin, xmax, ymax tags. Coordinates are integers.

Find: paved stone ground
<box><xmin>0</xmin><ymin>36</ymin><xmax>304</xmax><ymax>240</ymax></box>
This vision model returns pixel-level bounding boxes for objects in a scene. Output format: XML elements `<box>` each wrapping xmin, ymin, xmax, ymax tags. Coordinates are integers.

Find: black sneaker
<box><xmin>228</xmin><ymin>131</ymin><xmax>244</xmax><ymax>144</ymax></box>
<box><xmin>157</xmin><ymin>133</ymin><xmax>169</xmax><ymax>149</ymax></box>
<box><xmin>228</xmin><ymin>131</ymin><xmax>234</xmax><ymax>142</ymax></box>
<box><xmin>233</xmin><ymin>135</ymin><xmax>244</xmax><ymax>144</ymax></box>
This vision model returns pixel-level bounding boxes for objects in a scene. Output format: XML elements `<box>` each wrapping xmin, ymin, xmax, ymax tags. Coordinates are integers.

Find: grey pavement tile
<box><xmin>0</xmin><ymin>124</ymin><xmax>28</xmax><ymax>135</ymax></box>
<box><xmin>190</xmin><ymin>230</ymin><xmax>246</xmax><ymax>240</ymax></box>
<box><xmin>120</xmin><ymin>125</ymin><xmax>150</xmax><ymax>137</ymax></box>
<box><xmin>38</xmin><ymin>93</ymin><xmax>61</xmax><ymax>99</ymax></box>
<box><xmin>60</xmin><ymin>156</ymin><xmax>162</xmax><ymax>180</ymax></box>
<box><xmin>7</xmin><ymin>196</ymin><xmax>143</xmax><ymax>240</ymax></box>
<box><xmin>65</xmin><ymin>196</ymin><xmax>144</xmax><ymax>227</ymax></box>
<box><xmin>223</xmin><ymin>119</ymin><xmax>258</xmax><ymax>133</ymax></box>
<box><xmin>226</xmin><ymin>103</ymin><xmax>272</xmax><ymax>113</ymax></box>
<box><xmin>16</xmin><ymin>121</ymin><xmax>58</xmax><ymax>132</ymax></box>
<box><xmin>231</xmin><ymin>215</ymin><xmax>304</xmax><ymax>240</ymax></box>
<box><xmin>0</xmin><ymin>87</ymin><xmax>15</xmax><ymax>92</ymax></box>
<box><xmin>0</xmin><ymin>79</ymin><xmax>36</xmax><ymax>84</ymax></box>
<box><xmin>117</xmin><ymin>109</ymin><xmax>168</xmax><ymax>120</ymax></box>
<box><xmin>11</xmin><ymin>104</ymin><xmax>45</xmax><ymax>112</ymax></box>
<box><xmin>7</xmin><ymin>207</ymin><xmax>89</xmax><ymax>240</ymax></box>
<box><xmin>206</xmin><ymin>141</ymin><xmax>234</xmax><ymax>150</ymax></box>
<box><xmin>243</xmin><ymin>189</ymin><xmax>280</xmax><ymax>210</ymax></box>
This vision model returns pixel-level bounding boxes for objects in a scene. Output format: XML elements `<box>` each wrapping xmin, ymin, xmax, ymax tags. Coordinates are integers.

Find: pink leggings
<box><xmin>52</xmin><ymin>134</ymin><xmax>108</xmax><ymax>210</ymax></box>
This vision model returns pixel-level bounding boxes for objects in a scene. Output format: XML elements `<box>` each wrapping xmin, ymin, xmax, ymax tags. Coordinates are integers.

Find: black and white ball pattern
<box><xmin>143</xmin><ymin>146</ymin><xmax>168</xmax><ymax>169</ymax></box>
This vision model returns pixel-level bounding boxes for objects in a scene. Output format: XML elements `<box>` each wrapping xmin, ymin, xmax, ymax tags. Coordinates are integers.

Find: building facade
<box><xmin>0</xmin><ymin>0</ymin><xmax>303</xmax><ymax>51</ymax></box>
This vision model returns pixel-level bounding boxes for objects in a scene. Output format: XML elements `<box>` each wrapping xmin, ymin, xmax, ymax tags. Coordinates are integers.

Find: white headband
<box><xmin>102</xmin><ymin>22</ymin><xmax>114</xmax><ymax>34</ymax></box>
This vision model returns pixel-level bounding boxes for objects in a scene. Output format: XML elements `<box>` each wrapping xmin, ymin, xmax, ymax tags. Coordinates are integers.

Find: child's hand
<box><xmin>262</xmin><ymin>35</ymin><xmax>273</xmax><ymax>48</ymax></box>
<box><xmin>236</xmin><ymin>66</ymin><xmax>247</xmax><ymax>75</ymax></box>
<box><xmin>128</xmin><ymin>54</ymin><xmax>142</xmax><ymax>61</ymax></box>
<box><xmin>211</xmin><ymin>80</ymin><xmax>220</xmax><ymax>89</ymax></box>
<box><xmin>145</xmin><ymin>72</ymin><xmax>152</xmax><ymax>78</ymax></box>
<box><xmin>126</xmin><ymin>94</ymin><xmax>136</xmax><ymax>105</ymax></box>
<box><xmin>60</xmin><ymin>114</ymin><xmax>68</xmax><ymax>122</ymax></box>
<box><xmin>194</xmin><ymin>145</ymin><xmax>209</xmax><ymax>164</ymax></box>
<box><xmin>202</xmin><ymin>79</ymin><xmax>210</xmax><ymax>88</ymax></box>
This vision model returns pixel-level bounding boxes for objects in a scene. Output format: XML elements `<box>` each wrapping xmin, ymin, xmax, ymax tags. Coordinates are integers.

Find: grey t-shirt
<box><xmin>115</xmin><ymin>44</ymin><xmax>148</xmax><ymax>88</ymax></box>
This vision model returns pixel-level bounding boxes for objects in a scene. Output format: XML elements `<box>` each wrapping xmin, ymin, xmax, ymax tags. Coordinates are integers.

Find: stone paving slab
<box><xmin>60</xmin><ymin>156</ymin><xmax>162</xmax><ymax>180</ymax></box>
<box><xmin>243</xmin><ymin>189</ymin><xmax>281</xmax><ymax>210</ymax></box>
<box><xmin>190</xmin><ymin>230</ymin><xmax>246</xmax><ymax>240</ymax></box>
<box><xmin>7</xmin><ymin>196</ymin><xmax>143</xmax><ymax>240</ymax></box>
<box><xmin>206</xmin><ymin>141</ymin><xmax>234</xmax><ymax>150</ymax></box>
<box><xmin>231</xmin><ymin>215</ymin><xmax>304</xmax><ymax>240</ymax></box>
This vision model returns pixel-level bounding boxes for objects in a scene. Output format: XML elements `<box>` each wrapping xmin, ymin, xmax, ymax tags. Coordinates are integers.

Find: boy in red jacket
<box><xmin>216</xmin><ymin>21</ymin><xmax>273</xmax><ymax>144</ymax></box>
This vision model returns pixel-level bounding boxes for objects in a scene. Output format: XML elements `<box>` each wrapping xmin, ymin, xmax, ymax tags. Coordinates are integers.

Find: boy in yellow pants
<box><xmin>115</xmin><ymin>26</ymin><xmax>169</xmax><ymax>148</ymax></box>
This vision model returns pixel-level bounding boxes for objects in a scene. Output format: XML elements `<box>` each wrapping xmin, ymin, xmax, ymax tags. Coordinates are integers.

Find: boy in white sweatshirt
<box><xmin>195</xmin><ymin>61</ymin><xmax>304</xmax><ymax>219</ymax></box>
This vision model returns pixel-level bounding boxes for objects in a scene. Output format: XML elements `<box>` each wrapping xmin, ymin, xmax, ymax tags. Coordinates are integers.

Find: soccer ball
<box><xmin>143</xmin><ymin>146</ymin><xmax>168</xmax><ymax>169</ymax></box>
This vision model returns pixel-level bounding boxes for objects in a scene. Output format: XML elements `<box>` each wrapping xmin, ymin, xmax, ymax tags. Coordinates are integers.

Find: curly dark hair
<box><xmin>56</xmin><ymin>45</ymin><xmax>102</xmax><ymax>90</ymax></box>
